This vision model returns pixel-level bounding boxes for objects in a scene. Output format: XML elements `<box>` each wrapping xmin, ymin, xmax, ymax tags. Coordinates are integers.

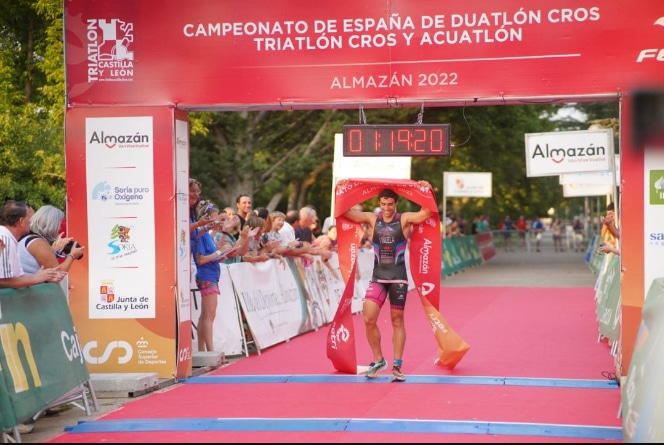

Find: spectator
<box><xmin>341</xmin><ymin>182</ymin><xmax>433</xmax><ymax>382</ymax></box>
<box><xmin>268</xmin><ymin>211</ymin><xmax>295</xmax><ymax>249</ymax></box>
<box><xmin>601</xmin><ymin>202</ymin><xmax>620</xmax><ymax>244</ymax></box>
<box><xmin>315</xmin><ymin>225</ymin><xmax>337</xmax><ymax>252</ymax></box>
<box><xmin>217</xmin><ymin>213</ymin><xmax>250</xmax><ymax>265</ymax></box>
<box><xmin>269</xmin><ymin>211</ymin><xmax>314</xmax><ymax>261</ymax></box>
<box><xmin>188</xmin><ymin>179</ymin><xmax>207</xmax><ymax>235</ymax></box>
<box><xmin>310</xmin><ymin>215</ymin><xmax>322</xmax><ymax>239</ymax></box>
<box><xmin>294</xmin><ymin>206</ymin><xmax>333</xmax><ymax>264</ymax></box>
<box><xmin>0</xmin><ymin>200</ymin><xmax>67</xmax><ymax>435</ymax></box>
<box><xmin>551</xmin><ymin>218</ymin><xmax>564</xmax><ymax>252</ymax></box>
<box><xmin>572</xmin><ymin>217</ymin><xmax>585</xmax><ymax>252</ymax></box>
<box><xmin>19</xmin><ymin>204</ymin><xmax>85</xmax><ymax>295</ymax></box>
<box><xmin>516</xmin><ymin>215</ymin><xmax>528</xmax><ymax>248</ymax></box>
<box><xmin>532</xmin><ymin>216</ymin><xmax>545</xmax><ymax>253</ymax></box>
<box><xmin>258</xmin><ymin>211</ymin><xmax>285</xmax><ymax>266</ymax></box>
<box><xmin>278</xmin><ymin>209</ymin><xmax>298</xmax><ymax>246</ymax></box>
<box><xmin>193</xmin><ymin>202</ymin><xmax>231</xmax><ymax>353</ymax></box>
<box><xmin>253</xmin><ymin>206</ymin><xmax>269</xmax><ymax>219</ymax></box>
<box><xmin>502</xmin><ymin>215</ymin><xmax>515</xmax><ymax>252</ymax></box>
<box><xmin>234</xmin><ymin>194</ymin><xmax>252</xmax><ymax>228</ymax></box>
<box><xmin>223</xmin><ymin>206</ymin><xmax>235</xmax><ymax>218</ymax></box>
<box><xmin>314</xmin><ymin>224</ymin><xmax>340</xmax><ymax>279</ymax></box>
<box><xmin>599</xmin><ymin>202</ymin><xmax>620</xmax><ymax>260</ymax></box>
<box><xmin>476</xmin><ymin>213</ymin><xmax>490</xmax><ymax>234</ymax></box>
<box><xmin>202</xmin><ymin>204</ymin><xmax>248</xmax><ymax>265</ymax></box>
<box><xmin>474</xmin><ymin>214</ymin><xmax>484</xmax><ymax>234</ymax></box>
<box><xmin>241</xmin><ymin>215</ymin><xmax>272</xmax><ymax>263</ymax></box>
<box><xmin>294</xmin><ymin>206</ymin><xmax>316</xmax><ymax>248</ymax></box>
<box><xmin>0</xmin><ymin>200</ymin><xmax>66</xmax><ymax>289</ymax></box>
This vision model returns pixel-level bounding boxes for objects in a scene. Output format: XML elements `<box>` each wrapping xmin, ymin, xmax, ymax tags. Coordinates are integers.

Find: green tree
<box><xmin>0</xmin><ymin>0</ymin><xmax>65</xmax><ymax>207</ymax></box>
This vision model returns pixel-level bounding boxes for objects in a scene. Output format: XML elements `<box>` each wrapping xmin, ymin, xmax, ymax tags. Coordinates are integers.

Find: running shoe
<box><xmin>392</xmin><ymin>365</ymin><xmax>406</xmax><ymax>382</ymax></box>
<box><xmin>366</xmin><ymin>358</ymin><xmax>387</xmax><ymax>379</ymax></box>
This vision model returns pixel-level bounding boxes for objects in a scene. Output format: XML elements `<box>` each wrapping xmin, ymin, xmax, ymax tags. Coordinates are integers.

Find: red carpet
<box><xmin>46</xmin><ymin>287</ymin><xmax>621</xmax><ymax>443</ymax></box>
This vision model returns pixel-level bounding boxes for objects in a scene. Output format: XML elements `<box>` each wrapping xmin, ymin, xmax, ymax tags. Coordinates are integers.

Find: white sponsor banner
<box><xmin>525</xmin><ymin>129</ymin><xmax>613</xmax><ymax>177</ymax></box>
<box><xmin>331</xmin><ymin>133</ymin><xmax>411</xmax><ymax>216</ymax></box>
<box><xmin>559</xmin><ymin>154</ymin><xmax>621</xmax><ymax>186</ymax></box>
<box><xmin>444</xmin><ymin>172</ymin><xmax>492</xmax><ymax>197</ymax></box>
<box><xmin>563</xmin><ymin>183</ymin><xmax>614</xmax><ymax>197</ymax></box>
<box><xmin>86</xmin><ymin>116</ymin><xmax>156</xmax><ymax>319</ymax></box>
<box><xmin>228</xmin><ymin>260</ymin><xmax>305</xmax><ymax>350</ymax></box>
<box><xmin>644</xmin><ymin>146</ymin><xmax>664</xmax><ymax>295</ymax></box>
<box><xmin>560</xmin><ymin>171</ymin><xmax>615</xmax><ymax>186</ymax></box>
<box><xmin>192</xmin><ymin>266</ymin><xmax>245</xmax><ymax>355</ymax></box>
<box><xmin>334</xmin><ymin>133</ymin><xmax>411</xmax><ymax>180</ymax></box>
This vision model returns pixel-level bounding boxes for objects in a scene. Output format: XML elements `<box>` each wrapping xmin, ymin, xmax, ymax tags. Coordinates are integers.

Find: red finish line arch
<box><xmin>63</xmin><ymin>0</ymin><xmax>662</xmax><ymax>380</ymax></box>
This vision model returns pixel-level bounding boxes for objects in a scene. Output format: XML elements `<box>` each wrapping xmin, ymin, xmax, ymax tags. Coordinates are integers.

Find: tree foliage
<box><xmin>0</xmin><ymin>0</ymin><xmax>65</xmax><ymax>207</ymax></box>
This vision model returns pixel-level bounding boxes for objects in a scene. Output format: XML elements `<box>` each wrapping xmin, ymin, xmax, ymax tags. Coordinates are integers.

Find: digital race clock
<box><xmin>342</xmin><ymin>124</ymin><xmax>451</xmax><ymax>157</ymax></box>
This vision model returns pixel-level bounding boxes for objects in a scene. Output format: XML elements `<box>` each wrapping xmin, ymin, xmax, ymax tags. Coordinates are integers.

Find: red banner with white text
<box><xmin>65</xmin><ymin>0</ymin><xmax>664</xmax><ymax>109</ymax></box>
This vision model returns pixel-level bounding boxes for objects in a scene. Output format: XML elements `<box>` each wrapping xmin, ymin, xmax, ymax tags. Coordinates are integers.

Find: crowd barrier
<box><xmin>0</xmin><ymin>284</ymin><xmax>92</xmax><ymax>438</ymax></box>
<box><xmin>586</xmin><ymin>236</ymin><xmax>664</xmax><ymax>441</ymax></box>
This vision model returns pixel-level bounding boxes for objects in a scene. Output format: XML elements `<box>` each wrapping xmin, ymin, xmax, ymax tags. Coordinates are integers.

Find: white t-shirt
<box><xmin>278</xmin><ymin>221</ymin><xmax>295</xmax><ymax>246</ymax></box>
<box><xmin>0</xmin><ymin>225</ymin><xmax>25</xmax><ymax>279</ymax></box>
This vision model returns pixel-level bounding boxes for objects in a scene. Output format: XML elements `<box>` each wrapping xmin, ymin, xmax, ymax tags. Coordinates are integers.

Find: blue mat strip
<box><xmin>185</xmin><ymin>374</ymin><xmax>619</xmax><ymax>389</ymax></box>
<box><xmin>65</xmin><ymin>417</ymin><xmax>622</xmax><ymax>440</ymax></box>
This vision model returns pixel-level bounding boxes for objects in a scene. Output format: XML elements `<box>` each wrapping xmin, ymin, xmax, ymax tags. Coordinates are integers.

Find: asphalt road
<box><xmin>442</xmin><ymin>234</ymin><xmax>597</xmax><ymax>288</ymax></box>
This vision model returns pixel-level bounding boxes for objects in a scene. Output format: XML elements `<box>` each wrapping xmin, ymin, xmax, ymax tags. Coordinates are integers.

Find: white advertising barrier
<box><xmin>562</xmin><ymin>183</ymin><xmax>614</xmax><ymax>198</ymax></box>
<box><xmin>525</xmin><ymin>129</ymin><xmax>614</xmax><ymax>177</ymax></box>
<box><xmin>443</xmin><ymin>172</ymin><xmax>492</xmax><ymax>198</ymax></box>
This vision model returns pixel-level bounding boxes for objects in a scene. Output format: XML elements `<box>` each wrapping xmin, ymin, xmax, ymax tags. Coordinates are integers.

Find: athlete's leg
<box><xmin>390</xmin><ymin>307</ymin><xmax>406</xmax><ymax>361</ymax></box>
<box><xmin>363</xmin><ymin>282</ymin><xmax>387</xmax><ymax>363</ymax></box>
<box><xmin>388</xmin><ymin>283</ymin><xmax>408</xmax><ymax>362</ymax></box>
<box><xmin>363</xmin><ymin>299</ymin><xmax>383</xmax><ymax>362</ymax></box>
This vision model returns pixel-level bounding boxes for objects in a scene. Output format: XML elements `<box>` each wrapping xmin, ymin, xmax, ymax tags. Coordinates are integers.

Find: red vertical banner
<box><xmin>326</xmin><ymin>265</ymin><xmax>359</xmax><ymax>374</ymax></box>
<box><xmin>65</xmin><ymin>107</ymin><xmax>181</xmax><ymax>378</ymax></box>
<box><xmin>329</xmin><ymin>178</ymin><xmax>469</xmax><ymax>372</ymax></box>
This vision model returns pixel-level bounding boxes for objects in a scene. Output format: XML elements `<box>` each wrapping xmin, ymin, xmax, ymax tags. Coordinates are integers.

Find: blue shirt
<box><xmin>194</xmin><ymin>232</ymin><xmax>220</xmax><ymax>283</ymax></box>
